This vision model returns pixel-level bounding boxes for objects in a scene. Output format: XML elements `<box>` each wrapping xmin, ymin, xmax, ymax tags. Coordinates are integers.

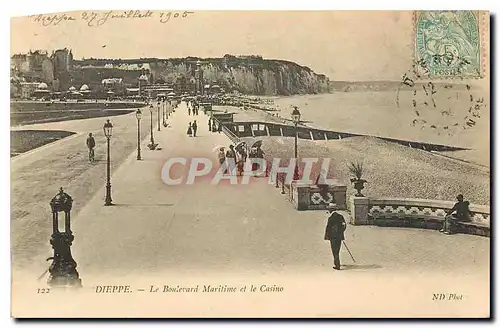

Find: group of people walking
<box><xmin>187</xmin><ymin>120</ymin><xmax>198</xmax><ymax>137</ymax></box>
<box><xmin>187</xmin><ymin>100</ymin><xmax>200</xmax><ymax>116</ymax></box>
<box><xmin>216</xmin><ymin>141</ymin><xmax>266</xmax><ymax>176</ymax></box>
<box><xmin>208</xmin><ymin>118</ymin><xmax>223</xmax><ymax>133</ymax></box>
<box><xmin>217</xmin><ymin>144</ymin><xmax>247</xmax><ymax>175</ymax></box>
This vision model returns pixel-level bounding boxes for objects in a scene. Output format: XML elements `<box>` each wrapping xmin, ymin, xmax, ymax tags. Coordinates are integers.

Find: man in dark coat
<box><xmin>86</xmin><ymin>133</ymin><xmax>96</xmax><ymax>162</ymax></box>
<box><xmin>192</xmin><ymin>120</ymin><xmax>198</xmax><ymax>137</ymax></box>
<box><xmin>441</xmin><ymin>194</ymin><xmax>473</xmax><ymax>235</ymax></box>
<box><xmin>324</xmin><ymin>204</ymin><xmax>347</xmax><ymax>270</ymax></box>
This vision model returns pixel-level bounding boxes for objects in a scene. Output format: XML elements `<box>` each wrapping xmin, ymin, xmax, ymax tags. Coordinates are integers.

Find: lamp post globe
<box><xmin>136</xmin><ymin>109</ymin><xmax>142</xmax><ymax>160</ymax></box>
<box><xmin>291</xmin><ymin>107</ymin><xmax>301</xmax><ymax>124</ymax></box>
<box><xmin>136</xmin><ymin>108</ymin><xmax>143</xmax><ymax>120</ymax></box>
<box><xmin>103</xmin><ymin>119</ymin><xmax>113</xmax><ymax>138</ymax></box>
<box><xmin>103</xmin><ymin>119</ymin><xmax>113</xmax><ymax>206</ymax></box>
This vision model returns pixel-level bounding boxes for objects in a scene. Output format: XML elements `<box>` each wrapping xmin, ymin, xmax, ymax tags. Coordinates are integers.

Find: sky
<box><xmin>11</xmin><ymin>11</ymin><xmax>416</xmax><ymax>81</ymax></box>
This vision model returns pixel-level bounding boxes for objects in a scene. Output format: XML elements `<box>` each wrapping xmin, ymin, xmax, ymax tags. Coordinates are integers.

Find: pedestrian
<box><xmin>187</xmin><ymin>122</ymin><xmax>193</xmax><ymax>137</ymax></box>
<box><xmin>236</xmin><ymin>147</ymin><xmax>247</xmax><ymax>176</ymax></box>
<box><xmin>324</xmin><ymin>204</ymin><xmax>347</xmax><ymax>270</ymax></box>
<box><xmin>208</xmin><ymin>118</ymin><xmax>212</xmax><ymax>131</ymax></box>
<box><xmin>192</xmin><ymin>120</ymin><xmax>198</xmax><ymax>137</ymax></box>
<box><xmin>441</xmin><ymin>194</ymin><xmax>473</xmax><ymax>235</ymax></box>
<box><xmin>225</xmin><ymin>145</ymin><xmax>237</xmax><ymax>174</ymax></box>
<box><xmin>218</xmin><ymin>122</ymin><xmax>222</xmax><ymax>133</ymax></box>
<box><xmin>188</xmin><ymin>105</ymin><xmax>191</xmax><ymax>116</ymax></box>
<box><xmin>218</xmin><ymin>147</ymin><xmax>226</xmax><ymax>167</ymax></box>
<box><xmin>86</xmin><ymin>132</ymin><xmax>96</xmax><ymax>162</ymax></box>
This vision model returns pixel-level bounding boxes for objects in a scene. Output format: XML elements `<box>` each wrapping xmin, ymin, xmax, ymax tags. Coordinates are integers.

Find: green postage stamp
<box><xmin>414</xmin><ymin>11</ymin><xmax>485</xmax><ymax>78</ymax></box>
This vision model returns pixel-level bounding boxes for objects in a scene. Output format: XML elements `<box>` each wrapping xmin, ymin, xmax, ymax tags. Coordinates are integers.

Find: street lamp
<box><xmin>291</xmin><ymin>106</ymin><xmax>301</xmax><ymax>181</ymax></box>
<box><xmin>157</xmin><ymin>101</ymin><xmax>161</xmax><ymax>131</ymax></box>
<box><xmin>47</xmin><ymin>187</ymin><xmax>82</xmax><ymax>288</ymax></box>
<box><xmin>103</xmin><ymin>119</ymin><xmax>113</xmax><ymax>206</ymax></box>
<box><xmin>136</xmin><ymin>108</ymin><xmax>142</xmax><ymax>160</ymax></box>
<box><xmin>148</xmin><ymin>104</ymin><xmax>156</xmax><ymax>150</ymax></box>
<box><xmin>291</xmin><ymin>106</ymin><xmax>301</xmax><ymax>159</ymax></box>
<box><xmin>162</xmin><ymin>99</ymin><xmax>167</xmax><ymax>127</ymax></box>
<box><xmin>166</xmin><ymin>99</ymin><xmax>170</xmax><ymax>119</ymax></box>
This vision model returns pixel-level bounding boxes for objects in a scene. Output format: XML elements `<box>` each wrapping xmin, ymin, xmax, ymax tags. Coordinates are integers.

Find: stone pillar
<box><xmin>332</xmin><ymin>185</ymin><xmax>347</xmax><ymax>210</ymax></box>
<box><xmin>294</xmin><ymin>184</ymin><xmax>311</xmax><ymax>211</ymax></box>
<box><xmin>351</xmin><ymin>196</ymin><xmax>371</xmax><ymax>225</ymax></box>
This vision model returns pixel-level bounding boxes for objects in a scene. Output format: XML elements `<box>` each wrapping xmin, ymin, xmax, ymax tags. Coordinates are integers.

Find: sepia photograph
<box><xmin>9</xmin><ymin>9</ymin><xmax>491</xmax><ymax>318</ymax></box>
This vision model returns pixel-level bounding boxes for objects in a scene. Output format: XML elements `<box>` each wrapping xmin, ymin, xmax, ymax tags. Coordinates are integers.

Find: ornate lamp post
<box><xmin>148</xmin><ymin>104</ymin><xmax>156</xmax><ymax>150</ymax></box>
<box><xmin>166</xmin><ymin>99</ymin><xmax>170</xmax><ymax>119</ymax></box>
<box><xmin>157</xmin><ymin>101</ymin><xmax>161</xmax><ymax>131</ymax></box>
<box><xmin>136</xmin><ymin>108</ymin><xmax>142</xmax><ymax>160</ymax></box>
<box><xmin>291</xmin><ymin>107</ymin><xmax>301</xmax><ymax>158</ymax></box>
<box><xmin>291</xmin><ymin>106</ymin><xmax>301</xmax><ymax>180</ymax></box>
<box><xmin>162</xmin><ymin>99</ymin><xmax>167</xmax><ymax>127</ymax></box>
<box><xmin>103</xmin><ymin>119</ymin><xmax>113</xmax><ymax>206</ymax></box>
<box><xmin>47</xmin><ymin>187</ymin><xmax>82</xmax><ymax>287</ymax></box>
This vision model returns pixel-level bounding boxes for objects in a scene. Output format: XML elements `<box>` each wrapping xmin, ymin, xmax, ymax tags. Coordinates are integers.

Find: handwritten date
<box><xmin>31</xmin><ymin>10</ymin><xmax>194</xmax><ymax>27</ymax></box>
<box><xmin>81</xmin><ymin>10</ymin><xmax>194</xmax><ymax>27</ymax></box>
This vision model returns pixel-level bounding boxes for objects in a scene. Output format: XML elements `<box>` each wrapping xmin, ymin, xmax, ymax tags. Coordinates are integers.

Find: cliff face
<box><xmin>75</xmin><ymin>55</ymin><xmax>330</xmax><ymax>96</ymax></box>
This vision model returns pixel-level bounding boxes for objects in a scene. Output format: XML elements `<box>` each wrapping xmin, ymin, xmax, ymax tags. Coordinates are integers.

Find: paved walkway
<box><xmin>11</xmin><ymin>102</ymin><xmax>490</xmax><ymax>317</ymax></box>
<box><xmin>70</xmin><ymin>104</ymin><xmax>331</xmax><ymax>277</ymax></box>
<box><xmin>10</xmin><ymin>108</ymin><xmax>152</xmax><ymax>269</ymax></box>
<box><xmin>9</xmin><ymin>103</ymin><xmax>489</xmax><ymax>276</ymax></box>
<box><xmin>65</xmin><ymin>103</ymin><xmax>490</xmax><ymax>279</ymax></box>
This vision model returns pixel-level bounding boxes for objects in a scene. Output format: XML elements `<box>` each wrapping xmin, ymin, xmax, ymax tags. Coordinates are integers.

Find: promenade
<box><xmin>11</xmin><ymin>102</ymin><xmax>490</xmax><ymax>277</ymax></box>
<box><xmin>60</xmin><ymin>104</ymin><xmax>493</xmax><ymax>275</ymax></box>
<box><xmin>11</xmin><ymin>101</ymin><xmax>490</xmax><ymax>317</ymax></box>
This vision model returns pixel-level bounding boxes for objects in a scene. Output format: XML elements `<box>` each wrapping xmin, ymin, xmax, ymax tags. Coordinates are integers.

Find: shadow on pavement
<box><xmin>341</xmin><ymin>264</ymin><xmax>383</xmax><ymax>270</ymax></box>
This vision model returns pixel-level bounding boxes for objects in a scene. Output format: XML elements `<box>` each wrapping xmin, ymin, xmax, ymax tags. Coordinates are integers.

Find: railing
<box><xmin>221</xmin><ymin>124</ymin><xmax>241</xmax><ymax>146</ymax></box>
<box><xmin>351</xmin><ymin>196</ymin><xmax>490</xmax><ymax>237</ymax></box>
<box><xmin>367</xmin><ymin>198</ymin><xmax>490</xmax><ymax>224</ymax></box>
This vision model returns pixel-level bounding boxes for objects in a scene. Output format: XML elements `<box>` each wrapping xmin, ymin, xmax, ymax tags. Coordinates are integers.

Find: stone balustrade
<box><xmin>350</xmin><ymin>196</ymin><xmax>490</xmax><ymax>237</ymax></box>
<box><xmin>288</xmin><ymin>182</ymin><xmax>347</xmax><ymax>211</ymax></box>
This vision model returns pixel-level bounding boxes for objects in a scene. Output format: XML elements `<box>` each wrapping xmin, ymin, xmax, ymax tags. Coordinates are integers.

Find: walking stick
<box><xmin>342</xmin><ymin>240</ymin><xmax>356</xmax><ymax>263</ymax></box>
<box><xmin>37</xmin><ymin>268</ymin><xmax>49</xmax><ymax>281</ymax></box>
<box><xmin>37</xmin><ymin>256</ymin><xmax>53</xmax><ymax>281</ymax></box>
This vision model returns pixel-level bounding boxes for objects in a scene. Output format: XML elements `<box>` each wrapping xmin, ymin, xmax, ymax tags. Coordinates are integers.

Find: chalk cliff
<box><xmin>73</xmin><ymin>55</ymin><xmax>330</xmax><ymax>96</ymax></box>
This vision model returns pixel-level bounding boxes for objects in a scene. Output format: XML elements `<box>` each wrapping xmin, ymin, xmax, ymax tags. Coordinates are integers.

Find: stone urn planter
<box><xmin>347</xmin><ymin>161</ymin><xmax>367</xmax><ymax>197</ymax></box>
<box><xmin>350</xmin><ymin>178</ymin><xmax>367</xmax><ymax>197</ymax></box>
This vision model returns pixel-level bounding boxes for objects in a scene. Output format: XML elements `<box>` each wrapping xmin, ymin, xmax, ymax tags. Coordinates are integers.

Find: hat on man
<box><xmin>327</xmin><ymin>203</ymin><xmax>338</xmax><ymax>212</ymax></box>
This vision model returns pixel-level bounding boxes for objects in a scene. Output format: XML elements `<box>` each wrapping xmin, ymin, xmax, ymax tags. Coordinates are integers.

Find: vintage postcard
<box><xmin>10</xmin><ymin>10</ymin><xmax>490</xmax><ymax>318</ymax></box>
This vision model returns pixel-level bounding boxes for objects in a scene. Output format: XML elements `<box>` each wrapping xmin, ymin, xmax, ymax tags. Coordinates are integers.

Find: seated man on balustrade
<box><xmin>441</xmin><ymin>194</ymin><xmax>473</xmax><ymax>235</ymax></box>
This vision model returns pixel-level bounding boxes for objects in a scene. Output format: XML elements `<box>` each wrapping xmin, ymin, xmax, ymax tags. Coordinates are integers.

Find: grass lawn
<box><xmin>11</xmin><ymin>130</ymin><xmax>76</xmax><ymax>157</ymax></box>
<box><xmin>11</xmin><ymin>109</ymin><xmax>135</xmax><ymax>126</ymax></box>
